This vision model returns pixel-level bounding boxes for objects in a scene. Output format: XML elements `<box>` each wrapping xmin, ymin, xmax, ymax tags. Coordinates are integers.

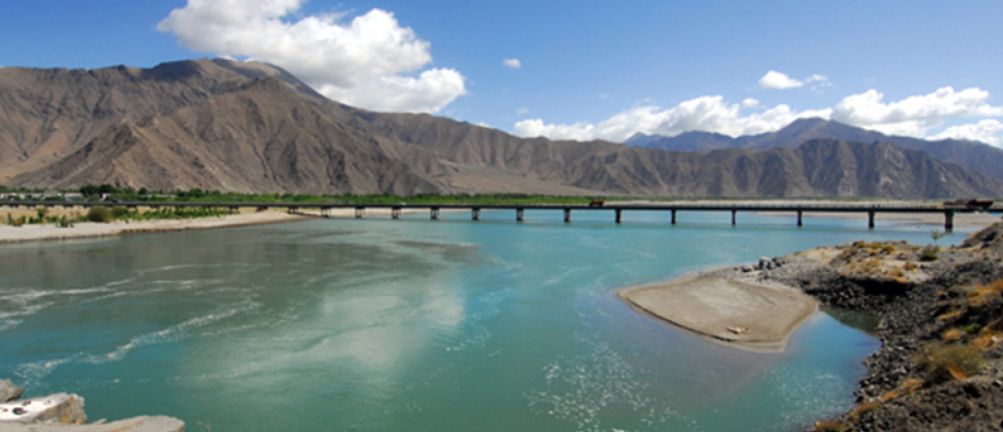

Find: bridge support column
<box><xmin>731</xmin><ymin>210</ymin><xmax>737</xmax><ymax>226</ymax></box>
<box><xmin>431</xmin><ymin>207</ymin><xmax>441</xmax><ymax>220</ymax></box>
<box><xmin>391</xmin><ymin>207</ymin><xmax>402</xmax><ymax>220</ymax></box>
<box><xmin>615</xmin><ymin>209</ymin><xmax>622</xmax><ymax>224</ymax></box>
<box><xmin>671</xmin><ymin>210</ymin><xmax>677</xmax><ymax>225</ymax></box>
<box><xmin>564</xmin><ymin>208</ymin><xmax>571</xmax><ymax>223</ymax></box>
<box><xmin>797</xmin><ymin>210</ymin><xmax>803</xmax><ymax>227</ymax></box>
<box><xmin>945</xmin><ymin>211</ymin><xmax>955</xmax><ymax>232</ymax></box>
<box><xmin>868</xmin><ymin>211</ymin><xmax>875</xmax><ymax>229</ymax></box>
<box><xmin>516</xmin><ymin>208</ymin><xmax>525</xmax><ymax>222</ymax></box>
<box><xmin>355</xmin><ymin>207</ymin><xmax>365</xmax><ymax>219</ymax></box>
<box><xmin>320</xmin><ymin>207</ymin><xmax>330</xmax><ymax>218</ymax></box>
<box><xmin>472</xmin><ymin>208</ymin><xmax>481</xmax><ymax>221</ymax></box>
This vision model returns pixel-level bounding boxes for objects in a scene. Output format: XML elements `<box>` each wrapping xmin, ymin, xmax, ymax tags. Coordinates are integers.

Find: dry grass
<box><xmin>938</xmin><ymin>309</ymin><xmax>964</xmax><ymax>322</ymax></box>
<box><xmin>814</xmin><ymin>420</ymin><xmax>846</xmax><ymax>432</ymax></box>
<box><xmin>970</xmin><ymin>327</ymin><xmax>1003</xmax><ymax>351</ymax></box>
<box><xmin>942</xmin><ymin>327</ymin><xmax>965</xmax><ymax>342</ymax></box>
<box><xmin>918</xmin><ymin>342</ymin><xmax>984</xmax><ymax>384</ymax></box>
<box><xmin>904</xmin><ymin>261</ymin><xmax>918</xmax><ymax>271</ymax></box>
<box><xmin>967</xmin><ymin>280</ymin><xmax>1003</xmax><ymax>307</ymax></box>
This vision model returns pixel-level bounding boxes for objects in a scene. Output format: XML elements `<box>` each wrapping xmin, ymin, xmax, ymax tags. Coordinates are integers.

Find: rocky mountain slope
<box><xmin>628</xmin><ymin>118</ymin><xmax>1003</xmax><ymax>181</ymax></box>
<box><xmin>2</xmin><ymin>59</ymin><xmax>1001</xmax><ymax>198</ymax></box>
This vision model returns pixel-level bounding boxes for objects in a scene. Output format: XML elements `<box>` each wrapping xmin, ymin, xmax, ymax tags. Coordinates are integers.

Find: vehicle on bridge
<box><xmin>588</xmin><ymin>200</ymin><xmax>605</xmax><ymax>207</ymax></box>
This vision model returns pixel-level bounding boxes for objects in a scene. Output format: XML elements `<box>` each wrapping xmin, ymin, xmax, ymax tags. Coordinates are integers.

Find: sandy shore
<box><xmin>616</xmin><ymin>271</ymin><xmax>818</xmax><ymax>352</ymax></box>
<box><xmin>0</xmin><ymin>206</ymin><xmax>466</xmax><ymax>244</ymax></box>
<box><xmin>0</xmin><ymin>210</ymin><xmax>310</xmax><ymax>244</ymax></box>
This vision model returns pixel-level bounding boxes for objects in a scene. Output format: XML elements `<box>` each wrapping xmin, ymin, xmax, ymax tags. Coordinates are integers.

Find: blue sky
<box><xmin>1</xmin><ymin>0</ymin><xmax>1001</xmax><ymax>145</ymax></box>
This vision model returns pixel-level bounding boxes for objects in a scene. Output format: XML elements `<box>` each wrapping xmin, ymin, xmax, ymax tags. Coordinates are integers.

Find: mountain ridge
<box><xmin>1</xmin><ymin>59</ymin><xmax>1001</xmax><ymax>199</ymax></box>
<box><xmin>628</xmin><ymin>118</ymin><xmax>1003</xmax><ymax>180</ymax></box>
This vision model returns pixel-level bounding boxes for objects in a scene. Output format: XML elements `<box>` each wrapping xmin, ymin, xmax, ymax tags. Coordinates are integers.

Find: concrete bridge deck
<box><xmin>4</xmin><ymin>201</ymin><xmax>1000</xmax><ymax>231</ymax></box>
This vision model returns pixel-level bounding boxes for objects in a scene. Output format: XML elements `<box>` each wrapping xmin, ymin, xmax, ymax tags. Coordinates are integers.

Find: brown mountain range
<box><xmin>629</xmin><ymin>117</ymin><xmax>1003</xmax><ymax>181</ymax></box>
<box><xmin>1</xmin><ymin>59</ymin><xmax>1001</xmax><ymax>199</ymax></box>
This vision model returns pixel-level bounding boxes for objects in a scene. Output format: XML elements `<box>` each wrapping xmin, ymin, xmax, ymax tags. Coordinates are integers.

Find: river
<box><xmin>0</xmin><ymin>210</ymin><xmax>972</xmax><ymax>431</ymax></box>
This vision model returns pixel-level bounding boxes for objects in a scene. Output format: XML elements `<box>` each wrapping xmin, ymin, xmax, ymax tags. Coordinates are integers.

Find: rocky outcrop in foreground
<box><xmin>734</xmin><ymin>222</ymin><xmax>1003</xmax><ymax>431</ymax></box>
<box><xmin>0</xmin><ymin>380</ymin><xmax>183</xmax><ymax>432</ymax></box>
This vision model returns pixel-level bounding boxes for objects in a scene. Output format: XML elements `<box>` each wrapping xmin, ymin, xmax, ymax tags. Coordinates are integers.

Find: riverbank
<box><xmin>0</xmin><ymin>206</ymin><xmax>455</xmax><ymax>244</ymax></box>
<box><xmin>0</xmin><ymin>210</ymin><xmax>309</xmax><ymax>244</ymax></box>
<box><xmin>622</xmin><ymin>222</ymin><xmax>1003</xmax><ymax>431</ymax></box>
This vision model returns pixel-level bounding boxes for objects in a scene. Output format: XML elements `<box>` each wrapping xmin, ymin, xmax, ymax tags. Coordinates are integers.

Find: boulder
<box><xmin>0</xmin><ymin>381</ymin><xmax>22</xmax><ymax>404</ymax></box>
<box><xmin>0</xmin><ymin>416</ymin><xmax>183</xmax><ymax>432</ymax></box>
<box><xmin>0</xmin><ymin>393</ymin><xmax>85</xmax><ymax>425</ymax></box>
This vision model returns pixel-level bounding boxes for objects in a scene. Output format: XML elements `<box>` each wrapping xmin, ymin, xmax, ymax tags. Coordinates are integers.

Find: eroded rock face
<box><xmin>0</xmin><ymin>380</ymin><xmax>23</xmax><ymax>404</ymax></box>
<box><xmin>0</xmin><ymin>393</ymin><xmax>86</xmax><ymax>425</ymax></box>
<box><xmin>0</xmin><ymin>415</ymin><xmax>184</xmax><ymax>432</ymax></box>
<box><xmin>0</xmin><ymin>380</ymin><xmax>184</xmax><ymax>432</ymax></box>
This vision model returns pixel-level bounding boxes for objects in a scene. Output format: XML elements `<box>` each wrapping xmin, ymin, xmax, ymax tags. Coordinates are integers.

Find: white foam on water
<box><xmin>85</xmin><ymin>301</ymin><xmax>260</xmax><ymax>363</ymax></box>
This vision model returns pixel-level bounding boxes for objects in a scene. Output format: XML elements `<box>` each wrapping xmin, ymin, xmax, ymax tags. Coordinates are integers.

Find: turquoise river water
<box><xmin>0</xmin><ymin>210</ymin><xmax>973</xmax><ymax>432</ymax></box>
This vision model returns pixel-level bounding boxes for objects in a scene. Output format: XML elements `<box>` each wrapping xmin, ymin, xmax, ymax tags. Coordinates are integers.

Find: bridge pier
<box><xmin>355</xmin><ymin>207</ymin><xmax>365</xmax><ymax>219</ymax></box>
<box><xmin>671</xmin><ymin>209</ymin><xmax>677</xmax><ymax>225</ymax></box>
<box><xmin>391</xmin><ymin>207</ymin><xmax>402</xmax><ymax>220</ymax></box>
<box><xmin>731</xmin><ymin>210</ymin><xmax>737</xmax><ymax>226</ymax></box>
<box><xmin>563</xmin><ymin>208</ymin><xmax>571</xmax><ymax>223</ymax></box>
<box><xmin>516</xmin><ymin>208</ymin><xmax>525</xmax><ymax>222</ymax></box>
<box><xmin>320</xmin><ymin>207</ymin><xmax>330</xmax><ymax>218</ymax></box>
<box><xmin>472</xmin><ymin>208</ymin><xmax>481</xmax><ymax>221</ymax></box>
<box><xmin>431</xmin><ymin>207</ymin><xmax>441</xmax><ymax>220</ymax></box>
<box><xmin>615</xmin><ymin>209</ymin><xmax>622</xmax><ymax>224</ymax></box>
<box><xmin>945</xmin><ymin>211</ymin><xmax>955</xmax><ymax>232</ymax></box>
<box><xmin>797</xmin><ymin>210</ymin><xmax>803</xmax><ymax>227</ymax></box>
<box><xmin>868</xmin><ymin>211</ymin><xmax>875</xmax><ymax>229</ymax></box>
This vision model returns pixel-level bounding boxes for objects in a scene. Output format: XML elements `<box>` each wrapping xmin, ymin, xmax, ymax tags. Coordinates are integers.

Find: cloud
<box><xmin>805</xmin><ymin>74</ymin><xmax>833</xmax><ymax>93</ymax></box>
<box><xmin>759</xmin><ymin>71</ymin><xmax>804</xmax><ymax>89</ymax></box>
<box><xmin>516</xmin><ymin>107</ymin><xmax>529</xmax><ymax>115</ymax></box>
<box><xmin>503</xmin><ymin>58</ymin><xmax>522</xmax><ymax>69</ymax></box>
<box><xmin>933</xmin><ymin>119</ymin><xmax>1003</xmax><ymax>147</ymax></box>
<box><xmin>514</xmin><ymin>96</ymin><xmax>831</xmax><ymax>142</ymax></box>
<box><xmin>513</xmin><ymin>86</ymin><xmax>1003</xmax><ymax>145</ymax></box>
<box><xmin>157</xmin><ymin>0</ymin><xmax>466</xmax><ymax>113</ymax></box>
<box><xmin>831</xmin><ymin>87</ymin><xmax>1003</xmax><ymax>138</ymax></box>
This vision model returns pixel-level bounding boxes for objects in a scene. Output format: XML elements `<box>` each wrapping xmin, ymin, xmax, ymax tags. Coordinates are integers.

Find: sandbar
<box><xmin>616</xmin><ymin>273</ymin><xmax>817</xmax><ymax>352</ymax></box>
<box><xmin>0</xmin><ymin>210</ymin><xmax>309</xmax><ymax>244</ymax></box>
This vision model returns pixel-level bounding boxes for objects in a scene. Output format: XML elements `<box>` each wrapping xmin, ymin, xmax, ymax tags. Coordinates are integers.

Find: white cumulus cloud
<box><xmin>157</xmin><ymin>0</ymin><xmax>466</xmax><ymax>113</ymax></box>
<box><xmin>759</xmin><ymin>71</ymin><xmax>804</xmax><ymax>89</ymax></box>
<box><xmin>831</xmin><ymin>87</ymin><xmax>1003</xmax><ymax>138</ymax></box>
<box><xmin>503</xmin><ymin>58</ymin><xmax>522</xmax><ymax>69</ymax></box>
<box><xmin>933</xmin><ymin>119</ymin><xmax>1003</xmax><ymax>147</ymax></box>
<box><xmin>514</xmin><ymin>97</ymin><xmax>832</xmax><ymax>142</ymax></box>
<box><xmin>512</xmin><ymin>86</ymin><xmax>1003</xmax><ymax>145</ymax></box>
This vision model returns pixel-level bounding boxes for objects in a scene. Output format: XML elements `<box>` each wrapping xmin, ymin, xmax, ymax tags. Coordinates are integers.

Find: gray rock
<box><xmin>741</xmin><ymin>265</ymin><xmax>753</xmax><ymax>273</ymax></box>
<box><xmin>758</xmin><ymin>256</ymin><xmax>771</xmax><ymax>270</ymax></box>
<box><xmin>0</xmin><ymin>393</ymin><xmax>85</xmax><ymax>425</ymax></box>
<box><xmin>0</xmin><ymin>416</ymin><xmax>183</xmax><ymax>432</ymax></box>
<box><xmin>0</xmin><ymin>381</ymin><xmax>22</xmax><ymax>404</ymax></box>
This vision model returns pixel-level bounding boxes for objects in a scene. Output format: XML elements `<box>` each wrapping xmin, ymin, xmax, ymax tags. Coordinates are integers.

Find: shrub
<box><xmin>56</xmin><ymin>215</ymin><xmax>73</xmax><ymax>228</ymax></box>
<box><xmin>918</xmin><ymin>342</ymin><xmax>984</xmax><ymax>384</ymax></box>
<box><xmin>110</xmin><ymin>205</ymin><xmax>129</xmax><ymax>219</ymax></box>
<box><xmin>87</xmin><ymin>206</ymin><xmax>112</xmax><ymax>223</ymax></box>
<box><xmin>920</xmin><ymin>246</ymin><xmax>938</xmax><ymax>261</ymax></box>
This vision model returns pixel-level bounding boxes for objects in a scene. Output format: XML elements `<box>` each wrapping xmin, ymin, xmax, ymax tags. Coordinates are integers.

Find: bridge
<box><xmin>4</xmin><ymin>200</ymin><xmax>999</xmax><ymax>231</ymax></box>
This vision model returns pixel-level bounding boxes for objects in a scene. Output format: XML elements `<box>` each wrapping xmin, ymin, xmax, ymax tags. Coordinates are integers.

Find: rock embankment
<box><xmin>0</xmin><ymin>380</ymin><xmax>183</xmax><ymax>432</ymax></box>
<box><xmin>738</xmin><ymin>222</ymin><xmax>1003</xmax><ymax>431</ymax></box>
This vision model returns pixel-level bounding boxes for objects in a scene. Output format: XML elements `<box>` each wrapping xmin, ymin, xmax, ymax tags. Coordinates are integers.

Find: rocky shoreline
<box><xmin>706</xmin><ymin>222</ymin><xmax>1003</xmax><ymax>431</ymax></box>
<box><xmin>0</xmin><ymin>380</ymin><xmax>183</xmax><ymax>431</ymax></box>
